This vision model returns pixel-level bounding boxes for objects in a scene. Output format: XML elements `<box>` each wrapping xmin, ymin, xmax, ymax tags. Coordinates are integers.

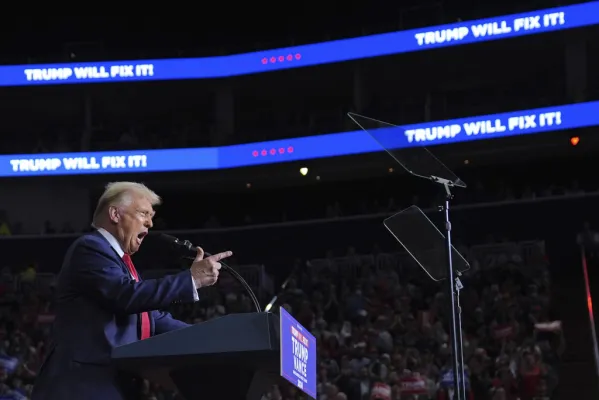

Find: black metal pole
<box><xmin>443</xmin><ymin>193</ymin><xmax>464</xmax><ymax>400</ymax></box>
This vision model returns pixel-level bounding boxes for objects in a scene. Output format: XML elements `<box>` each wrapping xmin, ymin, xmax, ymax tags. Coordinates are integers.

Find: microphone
<box><xmin>158</xmin><ymin>233</ymin><xmax>200</xmax><ymax>259</ymax></box>
<box><xmin>152</xmin><ymin>233</ymin><xmax>261</xmax><ymax>312</ymax></box>
<box><xmin>264</xmin><ymin>264</ymin><xmax>299</xmax><ymax>312</ymax></box>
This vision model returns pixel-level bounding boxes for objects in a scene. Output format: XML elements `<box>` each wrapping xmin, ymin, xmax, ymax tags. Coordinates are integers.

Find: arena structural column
<box><xmin>213</xmin><ymin>82</ymin><xmax>235</xmax><ymax>145</ymax></box>
<box><xmin>352</xmin><ymin>64</ymin><xmax>367</xmax><ymax>114</ymax></box>
<box><xmin>565</xmin><ymin>31</ymin><xmax>587</xmax><ymax>103</ymax></box>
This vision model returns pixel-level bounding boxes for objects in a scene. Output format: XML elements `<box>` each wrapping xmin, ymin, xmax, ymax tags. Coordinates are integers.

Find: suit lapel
<box><xmin>92</xmin><ymin>230</ymin><xmax>131</xmax><ymax>278</ymax></box>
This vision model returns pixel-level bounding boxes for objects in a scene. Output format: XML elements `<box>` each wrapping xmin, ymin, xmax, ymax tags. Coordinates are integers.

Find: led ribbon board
<box><xmin>3</xmin><ymin>101</ymin><xmax>598</xmax><ymax>177</ymax></box>
<box><xmin>2</xmin><ymin>2</ymin><xmax>596</xmax><ymax>86</ymax></box>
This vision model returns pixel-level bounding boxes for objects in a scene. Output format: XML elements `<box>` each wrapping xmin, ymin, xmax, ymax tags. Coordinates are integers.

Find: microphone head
<box><xmin>148</xmin><ymin>232</ymin><xmax>196</xmax><ymax>258</ymax></box>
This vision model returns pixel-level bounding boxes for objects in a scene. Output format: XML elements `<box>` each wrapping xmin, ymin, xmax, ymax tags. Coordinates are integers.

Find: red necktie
<box><xmin>122</xmin><ymin>254</ymin><xmax>151</xmax><ymax>340</ymax></box>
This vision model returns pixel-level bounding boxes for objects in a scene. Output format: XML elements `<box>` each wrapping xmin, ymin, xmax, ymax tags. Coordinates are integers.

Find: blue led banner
<box><xmin>0</xmin><ymin>2</ymin><xmax>596</xmax><ymax>87</ymax></box>
<box><xmin>2</xmin><ymin>101</ymin><xmax>597</xmax><ymax>177</ymax></box>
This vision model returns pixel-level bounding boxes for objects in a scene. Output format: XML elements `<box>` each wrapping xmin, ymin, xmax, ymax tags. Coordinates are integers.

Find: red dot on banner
<box><xmin>278</xmin><ymin>147</ymin><xmax>285</xmax><ymax>154</ymax></box>
<box><xmin>270</xmin><ymin>148</ymin><xmax>276</xmax><ymax>155</ymax></box>
<box><xmin>287</xmin><ymin>146</ymin><xmax>294</xmax><ymax>153</ymax></box>
<box><xmin>261</xmin><ymin>150</ymin><xmax>267</xmax><ymax>156</ymax></box>
<box><xmin>270</xmin><ymin>57</ymin><xmax>276</xmax><ymax>63</ymax></box>
<box><xmin>261</xmin><ymin>58</ymin><xmax>268</xmax><ymax>64</ymax></box>
<box><xmin>295</xmin><ymin>53</ymin><xmax>301</xmax><ymax>60</ymax></box>
<box><xmin>252</xmin><ymin>150</ymin><xmax>259</xmax><ymax>157</ymax></box>
<box><xmin>278</xmin><ymin>56</ymin><xmax>284</xmax><ymax>62</ymax></box>
<box><xmin>286</xmin><ymin>54</ymin><xmax>292</xmax><ymax>61</ymax></box>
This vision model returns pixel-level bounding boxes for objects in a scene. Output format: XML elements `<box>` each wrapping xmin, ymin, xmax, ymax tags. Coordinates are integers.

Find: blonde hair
<box><xmin>92</xmin><ymin>182</ymin><xmax>161</xmax><ymax>225</ymax></box>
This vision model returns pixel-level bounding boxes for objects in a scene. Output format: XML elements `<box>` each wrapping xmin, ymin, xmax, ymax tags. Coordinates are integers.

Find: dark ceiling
<box><xmin>0</xmin><ymin>0</ymin><xmax>576</xmax><ymax>63</ymax></box>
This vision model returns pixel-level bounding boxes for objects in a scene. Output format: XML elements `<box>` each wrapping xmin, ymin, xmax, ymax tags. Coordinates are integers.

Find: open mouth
<box><xmin>137</xmin><ymin>232</ymin><xmax>148</xmax><ymax>243</ymax></box>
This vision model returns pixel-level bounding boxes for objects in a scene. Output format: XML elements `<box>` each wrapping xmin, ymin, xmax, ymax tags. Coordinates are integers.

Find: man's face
<box><xmin>110</xmin><ymin>194</ymin><xmax>154</xmax><ymax>254</ymax></box>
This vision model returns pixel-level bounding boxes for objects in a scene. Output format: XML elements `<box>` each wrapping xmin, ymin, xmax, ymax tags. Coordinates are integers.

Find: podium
<box><xmin>112</xmin><ymin>312</ymin><xmax>280</xmax><ymax>400</ymax></box>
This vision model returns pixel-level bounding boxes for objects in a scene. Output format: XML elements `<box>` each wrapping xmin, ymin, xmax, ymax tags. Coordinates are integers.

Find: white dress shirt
<box><xmin>97</xmin><ymin>228</ymin><xmax>199</xmax><ymax>301</ymax></box>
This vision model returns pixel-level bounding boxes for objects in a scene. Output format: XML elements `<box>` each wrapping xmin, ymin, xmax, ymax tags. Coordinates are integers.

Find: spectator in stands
<box><xmin>0</xmin><ymin>211</ymin><xmax>11</xmax><ymax>236</ymax></box>
<box><xmin>577</xmin><ymin>221</ymin><xmax>599</xmax><ymax>248</ymax></box>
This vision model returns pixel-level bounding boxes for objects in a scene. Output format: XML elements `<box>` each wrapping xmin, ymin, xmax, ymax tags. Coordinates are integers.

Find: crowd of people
<box><xmin>289</xmin><ymin>245</ymin><xmax>562</xmax><ymax>400</ymax></box>
<box><xmin>0</xmin><ymin>157</ymin><xmax>585</xmax><ymax>400</ymax></box>
<box><xmin>0</xmin><ymin>230</ymin><xmax>562</xmax><ymax>400</ymax></box>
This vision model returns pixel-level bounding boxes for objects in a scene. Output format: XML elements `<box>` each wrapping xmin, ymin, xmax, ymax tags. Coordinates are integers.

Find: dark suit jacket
<box><xmin>32</xmin><ymin>231</ymin><xmax>195</xmax><ymax>400</ymax></box>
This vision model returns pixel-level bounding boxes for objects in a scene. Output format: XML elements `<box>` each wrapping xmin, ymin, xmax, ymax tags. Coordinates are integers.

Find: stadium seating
<box><xmin>0</xmin><ymin>183</ymin><xmax>589</xmax><ymax>399</ymax></box>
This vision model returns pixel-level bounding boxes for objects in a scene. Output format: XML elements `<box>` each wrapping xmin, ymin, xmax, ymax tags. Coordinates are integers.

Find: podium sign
<box><xmin>279</xmin><ymin>307</ymin><xmax>317</xmax><ymax>399</ymax></box>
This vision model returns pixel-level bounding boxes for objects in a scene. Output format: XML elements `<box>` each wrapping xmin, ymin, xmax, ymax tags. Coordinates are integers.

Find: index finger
<box><xmin>208</xmin><ymin>251</ymin><xmax>233</xmax><ymax>262</ymax></box>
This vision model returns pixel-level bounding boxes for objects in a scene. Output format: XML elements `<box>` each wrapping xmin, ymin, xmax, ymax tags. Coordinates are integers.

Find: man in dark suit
<box><xmin>32</xmin><ymin>181</ymin><xmax>232</xmax><ymax>400</ymax></box>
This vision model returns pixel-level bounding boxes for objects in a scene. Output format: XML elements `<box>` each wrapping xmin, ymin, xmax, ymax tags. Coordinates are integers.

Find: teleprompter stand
<box><xmin>434</xmin><ymin>176</ymin><xmax>468</xmax><ymax>400</ymax></box>
<box><xmin>349</xmin><ymin>113</ymin><xmax>471</xmax><ymax>400</ymax></box>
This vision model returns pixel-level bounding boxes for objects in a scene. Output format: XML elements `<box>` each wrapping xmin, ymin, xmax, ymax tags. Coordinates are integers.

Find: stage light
<box><xmin>246</xmin><ymin>183</ymin><xmax>252</xmax><ymax>188</ymax></box>
<box><xmin>570</xmin><ymin>136</ymin><xmax>580</xmax><ymax>146</ymax></box>
<box><xmin>300</xmin><ymin>167</ymin><xmax>308</xmax><ymax>176</ymax></box>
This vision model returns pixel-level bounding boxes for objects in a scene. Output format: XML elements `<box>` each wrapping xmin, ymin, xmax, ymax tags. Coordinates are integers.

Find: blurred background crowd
<box><xmin>0</xmin><ymin>192</ymin><xmax>585</xmax><ymax>400</ymax></box>
<box><xmin>0</xmin><ymin>0</ymin><xmax>598</xmax><ymax>399</ymax></box>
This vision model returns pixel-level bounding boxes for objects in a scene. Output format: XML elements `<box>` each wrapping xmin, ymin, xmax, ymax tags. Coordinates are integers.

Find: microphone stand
<box><xmin>219</xmin><ymin>261</ymin><xmax>262</xmax><ymax>313</ymax></box>
<box><xmin>158</xmin><ymin>234</ymin><xmax>263</xmax><ymax>313</ymax></box>
<box><xmin>181</xmin><ymin>250</ymin><xmax>262</xmax><ymax>313</ymax></box>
